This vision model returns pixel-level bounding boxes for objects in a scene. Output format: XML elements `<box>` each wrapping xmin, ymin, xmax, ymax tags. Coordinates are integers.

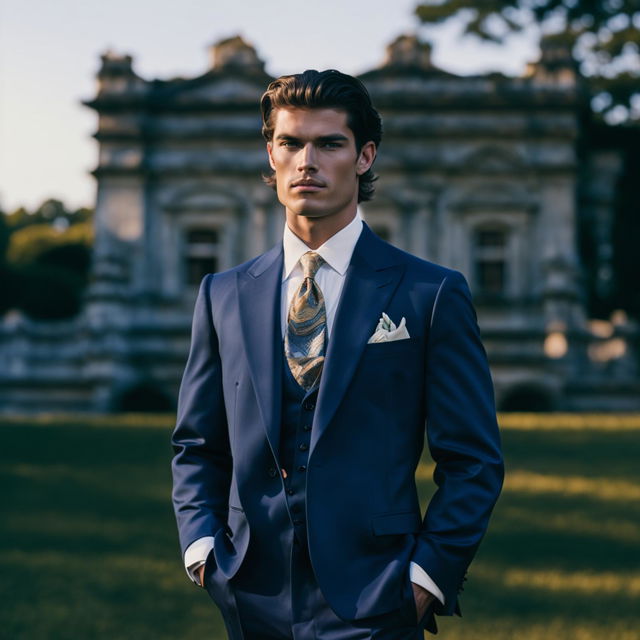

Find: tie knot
<box><xmin>300</xmin><ymin>251</ymin><xmax>324</xmax><ymax>279</ymax></box>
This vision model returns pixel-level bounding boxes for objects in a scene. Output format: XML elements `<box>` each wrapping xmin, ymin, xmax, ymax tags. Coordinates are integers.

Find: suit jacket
<box><xmin>171</xmin><ymin>222</ymin><xmax>504</xmax><ymax>623</ymax></box>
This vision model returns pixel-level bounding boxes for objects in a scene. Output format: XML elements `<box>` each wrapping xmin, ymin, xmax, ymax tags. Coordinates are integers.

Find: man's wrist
<box><xmin>411</xmin><ymin>581</ymin><xmax>436</xmax><ymax>623</ymax></box>
<box><xmin>189</xmin><ymin>559</ymin><xmax>207</xmax><ymax>586</ymax></box>
<box><xmin>409</xmin><ymin>561</ymin><xmax>445</xmax><ymax>605</ymax></box>
<box><xmin>184</xmin><ymin>536</ymin><xmax>215</xmax><ymax>584</ymax></box>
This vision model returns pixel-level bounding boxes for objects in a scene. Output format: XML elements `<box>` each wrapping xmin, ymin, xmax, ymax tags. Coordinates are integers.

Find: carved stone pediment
<box><xmin>461</xmin><ymin>145</ymin><xmax>527</xmax><ymax>173</ymax></box>
<box><xmin>451</xmin><ymin>180</ymin><xmax>538</xmax><ymax>212</ymax></box>
<box><xmin>159</xmin><ymin>74</ymin><xmax>267</xmax><ymax>106</ymax></box>
<box><xmin>162</xmin><ymin>184</ymin><xmax>243</xmax><ymax>212</ymax></box>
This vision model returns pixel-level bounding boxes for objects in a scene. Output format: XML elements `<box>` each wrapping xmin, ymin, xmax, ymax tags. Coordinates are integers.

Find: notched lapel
<box><xmin>310</xmin><ymin>225</ymin><xmax>406</xmax><ymax>458</ymax></box>
<box><xmin>237</xmin><ymin>245</ymin><xmax>284</xmax><ymax>463</ymax></box>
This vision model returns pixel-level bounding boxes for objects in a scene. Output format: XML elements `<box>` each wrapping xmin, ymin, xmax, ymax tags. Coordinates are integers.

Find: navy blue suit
<box><xmin>171</xmin><ymin>222</ymin><xmax>504</xmax><ymax>635</ymax></box>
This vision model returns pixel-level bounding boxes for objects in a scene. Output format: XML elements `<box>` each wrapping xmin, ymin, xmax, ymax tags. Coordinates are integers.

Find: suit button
<box><xmin>297</xmin><ymin>465</ymin><xmax>307</xmax><ymax>472</ymax></box>
<box><xmin>267</xmin><ymin>467</ymin><xmax>277</xmax><ymax>478</ymax></box>
<box><xmin>303</xmin><ymin>399</ymin><xmax>315</xmax><ymax>411</ymax></box>
<box><xmin>298</xmin><ymin>443</ymin><xmax>308</xmax><ymax>451</ymax></box>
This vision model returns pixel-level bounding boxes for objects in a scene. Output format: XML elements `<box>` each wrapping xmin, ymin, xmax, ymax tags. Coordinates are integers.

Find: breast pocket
<box><xmin>355</xmin><ymin>336</ymin><xmax>424</xmax><ymax>412</ymax></box>
<box><xmin>361</xmin><ymin>336</ymin><xmax>421</xmax><ymax>361</ymax></box>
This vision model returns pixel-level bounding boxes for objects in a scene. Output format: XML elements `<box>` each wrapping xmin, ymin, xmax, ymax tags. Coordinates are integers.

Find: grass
<box><xmin>1</xmin><ymin>414</ymin><xmax>639</xmax><ymax>639</ymax></box>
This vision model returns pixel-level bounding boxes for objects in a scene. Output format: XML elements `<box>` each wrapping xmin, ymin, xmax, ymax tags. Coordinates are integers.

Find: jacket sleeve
<box><xmin>171</xmin><ymin>274</ymin><xmax>232</xmax><ymax>557</ymax></box>
<box><xmin>411</xmin><ymin>269</ymin><xmax>504</xmax><ymax>615</ymax></box>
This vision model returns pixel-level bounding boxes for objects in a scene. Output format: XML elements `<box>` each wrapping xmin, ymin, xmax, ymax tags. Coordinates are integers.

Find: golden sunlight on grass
<box><xmin>498</xmin><ymin>506</ymin><xmax>640</xmax><ymax>544</ymax></box>
<box><xmin>416</xmin><ymin>463</ymin><xmax>640</xmax><ymax>502</ymax></box>
<box><xmin>0</xmin><ymin>413</ymin><xmax>175</xmax><ymax>428</ymax></box>
<box><xmin>2</xmin><ymin>411</ymin><xmax>640</xmax><ymax>431</ymax></box>
<box><xmin>504</xmin><ymin>471</ymin><xmax>640</xmax><ymax>501</ymax></box>
<box><xmin>440</xmin><ymin>621</ymin><xmax>640</xmax><ymax>640</ymax></box>
<box><xmin>475</xmin><ymin>565</ymin><xmax>640</xmax><ymax>597</ymax></box>
<box><xmin>416</xmin><ymin>465</ymin><xmax>640</xmax><ymax>502</ymax></box>
<box><xmin>498</xmin><ymin>413</ymin><xmax>640</xmax><ymax>430</ymax></box>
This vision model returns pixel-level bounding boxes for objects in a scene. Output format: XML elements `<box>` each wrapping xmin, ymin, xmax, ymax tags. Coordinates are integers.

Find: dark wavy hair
<box><xmin>260</xmin><ymin>69</ymin><xmax>382</xmax><ymax>203</ymax></box>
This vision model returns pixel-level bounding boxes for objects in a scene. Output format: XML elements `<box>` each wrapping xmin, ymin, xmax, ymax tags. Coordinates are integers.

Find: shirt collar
<box><xmin>282</xmin><ymin>209</ymin><xmax>363</xmax><ymax>281</ymax></box>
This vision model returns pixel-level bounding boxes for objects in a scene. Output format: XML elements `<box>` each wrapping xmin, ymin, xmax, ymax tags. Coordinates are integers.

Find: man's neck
<box><xmin>285</xmin><ymin>208</ymin><xmax>357</xmax><ymax>249</ymax></box>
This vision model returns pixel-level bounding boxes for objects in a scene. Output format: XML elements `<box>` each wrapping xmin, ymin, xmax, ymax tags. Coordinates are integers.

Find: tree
<box><xmin>0</xmin><ymin>214</ymin><xmax>17</xmax><ymax>316</ymax></box>
<box><xmin>415</xmin><ymin>0</ymin><xmax>640</xmax><ymax>122</ymax></box>
<box><xmin>1</xmin><ymin>201</ymin><xmax>94</xmax><ymax>320</ymax></box>
<box><xmin>0</xmin><ymin>211</ymin><xmax>9</xmax><ymax>262</ymax></box>
<box><xmin>6</xmin><ymin>224</ymin><xmax>62</xmax><ymax>265</ymax></box>
<box><xmin>6</xmin><ymin>221</ymin><xmax>93</xmax><ymax>265</ymax></box>
<box><xmin>4</xmin><ymin>199</ymin><xmax>94</xmax><ymax>231</ymax></box>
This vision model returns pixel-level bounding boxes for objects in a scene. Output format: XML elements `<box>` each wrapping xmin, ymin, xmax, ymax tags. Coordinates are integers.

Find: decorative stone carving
<box><xmin>383</xmin><ymin>34</ymin><xmax>433</xmax><ymax>69</ymax></box>
<box><xmin>209</xmin><ymin>35</ymin><xmax>265</xmax><ymax>73</ymax></box>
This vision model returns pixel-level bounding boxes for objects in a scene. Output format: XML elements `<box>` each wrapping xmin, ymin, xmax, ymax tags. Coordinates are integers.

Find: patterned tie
<box><xmin>285</xmin><ymin>251</ymin><xmax>327</xmax><ymax>390</ymax></box>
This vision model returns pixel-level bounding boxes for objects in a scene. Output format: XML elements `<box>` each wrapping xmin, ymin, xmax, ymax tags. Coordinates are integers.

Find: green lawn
<box><xmin>1</xmin><ymin>414</ymin><xmax>639</xmax><ymax>639</ymax></box>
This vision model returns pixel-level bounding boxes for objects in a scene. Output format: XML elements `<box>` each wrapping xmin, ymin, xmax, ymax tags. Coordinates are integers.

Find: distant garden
<box><xmin>0</xmin><ymin>199</ymin><xmax>93</xmax><ymax>320</ymax></box>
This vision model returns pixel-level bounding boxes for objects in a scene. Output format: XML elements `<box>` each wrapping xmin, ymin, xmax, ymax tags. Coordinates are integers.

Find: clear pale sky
<box><xmin>0</xmin><ymin>0</ymin><xmax>539</xmax><ymax>212</ymax></box>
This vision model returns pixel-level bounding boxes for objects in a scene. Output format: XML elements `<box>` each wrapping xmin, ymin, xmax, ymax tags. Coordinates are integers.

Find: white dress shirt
<box><xmin>183</xmin><ymin>211</ymin><xmax>444</xmax><ymax>606</ymax></box>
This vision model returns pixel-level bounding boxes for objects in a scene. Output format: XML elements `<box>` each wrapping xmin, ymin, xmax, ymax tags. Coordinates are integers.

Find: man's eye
<box><xmin>280</xmin><ymin>141</ymin><xmax>299</xmax><ymax>148</ymax></box>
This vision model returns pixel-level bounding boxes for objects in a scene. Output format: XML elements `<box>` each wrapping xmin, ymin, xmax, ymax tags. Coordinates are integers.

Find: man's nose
<box><xmin>297</xmin><ymin>143</ymin><xmax>317</xmax><ymax>172</ymax></box>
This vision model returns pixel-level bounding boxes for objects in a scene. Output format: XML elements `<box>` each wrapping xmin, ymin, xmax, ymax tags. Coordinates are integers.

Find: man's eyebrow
<box><xmin>274</xmin><ymin>133</ymin><xmax>349</xmax><ymax>142</ymax></box>
<box><xmin>316</xmin><ymin>134</ymin><xmax>349</xmax><ymax>142</ymax></box>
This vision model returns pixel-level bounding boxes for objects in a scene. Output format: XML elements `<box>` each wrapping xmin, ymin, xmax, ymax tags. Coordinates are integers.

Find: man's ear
<box><xmin>266</xmin><ymin>142</ymin><xmax>276</xmax><ymax>171</ymax></box>
<box><xmin>356</xmin><ymin>141</ymin><xmax>376</xmax><ymax>176</ymax></box>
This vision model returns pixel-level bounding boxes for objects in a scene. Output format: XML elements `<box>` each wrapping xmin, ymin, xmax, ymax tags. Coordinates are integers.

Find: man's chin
<box><xmin>289</xmin><ymin>205</ymin><xmax>331</xmax><ymax>219</ymax></box>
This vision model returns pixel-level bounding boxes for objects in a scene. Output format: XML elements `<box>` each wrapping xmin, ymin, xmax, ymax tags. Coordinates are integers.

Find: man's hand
<box><xmin>411</xmin><ymin>582</ymin><xmax>435</xmax><ymax>623</ymax></box>
<box><xmin>198</xmin><ymin>564</ymin><xmax>205</xmax><ymax>587</ymax></box>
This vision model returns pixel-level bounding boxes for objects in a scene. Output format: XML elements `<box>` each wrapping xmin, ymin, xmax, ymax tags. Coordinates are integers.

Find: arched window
<box><xmin>185</xmin><ymin>228</ymin><xmax>220</xmax><ymax>285</ymax></box>
<box><xmin>473</xmin><ymin>227</ymin><xmax>507</xmax><ymax>297</ymax></box>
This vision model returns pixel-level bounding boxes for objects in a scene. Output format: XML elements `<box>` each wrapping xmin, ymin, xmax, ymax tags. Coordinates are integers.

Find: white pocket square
<box><xmin>367</xmin><ymin>312</ymin><xmax>411</xmax><ymax>343</ymax></box>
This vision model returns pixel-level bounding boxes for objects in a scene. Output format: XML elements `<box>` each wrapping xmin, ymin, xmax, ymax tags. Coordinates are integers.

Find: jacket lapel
<box><xmin>310</xmin><ymin>223</ymin><xmax>406</xmax><ymax>458</ymax></box>
<box><xmin>237</xmin><ymin>243</ymin><xmax>284</xmax><ymax>464</ymax></box>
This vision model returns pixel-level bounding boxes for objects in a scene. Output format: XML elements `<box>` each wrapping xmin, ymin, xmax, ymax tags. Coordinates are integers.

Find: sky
<box><xmin>0</xmin><ymin>0</ymin><xmax>539</xmax><ymax>212</ymax></box>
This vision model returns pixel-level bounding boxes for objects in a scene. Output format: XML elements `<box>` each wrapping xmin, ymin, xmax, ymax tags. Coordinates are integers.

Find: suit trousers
<box><xmin>204</xmin><ymin>527</ymin><xmax>426</xmax><ymax>640</ymax></box>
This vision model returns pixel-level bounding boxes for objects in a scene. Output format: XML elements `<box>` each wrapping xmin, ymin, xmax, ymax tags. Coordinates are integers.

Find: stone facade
<box><xmin>1</xmin><ymin>34</ymin><xmax>638</xmax><ymax>412</ymax></box>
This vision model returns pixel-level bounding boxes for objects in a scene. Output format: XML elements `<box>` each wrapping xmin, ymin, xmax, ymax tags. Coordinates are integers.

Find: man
<box><xmin>171</xmin><ymin>69</ymin><xmax>504</xmax><ymax>639</ymax></box>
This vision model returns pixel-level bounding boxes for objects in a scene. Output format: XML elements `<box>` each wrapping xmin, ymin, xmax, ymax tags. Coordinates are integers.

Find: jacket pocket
<box><xmin>371</xmin><ymin>511</ymin><xmax>421</xmax><ymax>536</ymax></box>
<box><xmin>362</xmin><ymin>336</ymin><xmax>419</xmax><ymax>361</ymax></box>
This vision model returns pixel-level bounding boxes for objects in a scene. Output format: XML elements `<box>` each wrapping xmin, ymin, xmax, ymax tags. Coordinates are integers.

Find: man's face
<box><xmin>267</xmin><ymin>107</ymin><xmax>375</xmax><ymax>220</ymax></box>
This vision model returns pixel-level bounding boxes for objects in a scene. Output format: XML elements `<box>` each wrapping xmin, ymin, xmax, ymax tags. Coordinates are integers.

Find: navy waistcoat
<box><xmin>278</xmin><ymin>341</ymin><xmax>320</xmax><ymax>547</ymax></box>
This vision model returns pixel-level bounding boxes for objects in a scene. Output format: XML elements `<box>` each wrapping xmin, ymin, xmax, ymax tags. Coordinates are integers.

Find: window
<box><xmin>185</xmin><ymin>228</ymin><xmax>219</xmax><ymax>285</ymax></box>
<box><xmin>473</xmin><ymin>228</ymin><xmax>507</xmax><ymax>296</ymax></box>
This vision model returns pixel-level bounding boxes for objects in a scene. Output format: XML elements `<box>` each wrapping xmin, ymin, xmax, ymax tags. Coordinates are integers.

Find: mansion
<box><xmin>1</xmin><ymin>34</ymin><xmax>638</xmax><ymax>412</ymax></box>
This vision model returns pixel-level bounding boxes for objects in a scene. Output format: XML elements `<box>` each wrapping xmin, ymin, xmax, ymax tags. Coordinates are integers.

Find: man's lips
<box><xmin>291</xmin><ymin>179</ymin><xmax>325</xmax><ymax>191</ymax></box>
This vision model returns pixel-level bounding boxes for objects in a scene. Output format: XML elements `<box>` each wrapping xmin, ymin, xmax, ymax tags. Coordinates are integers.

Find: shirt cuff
<box><xmin>184</xmin><ymin>536</ymin><xmax>215</xmax><ymax>585</ymax></box>
<box><xmin>410</xmin><ymin>561</ymin><xmax>445</xmax><ymax>605</ymax></box>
